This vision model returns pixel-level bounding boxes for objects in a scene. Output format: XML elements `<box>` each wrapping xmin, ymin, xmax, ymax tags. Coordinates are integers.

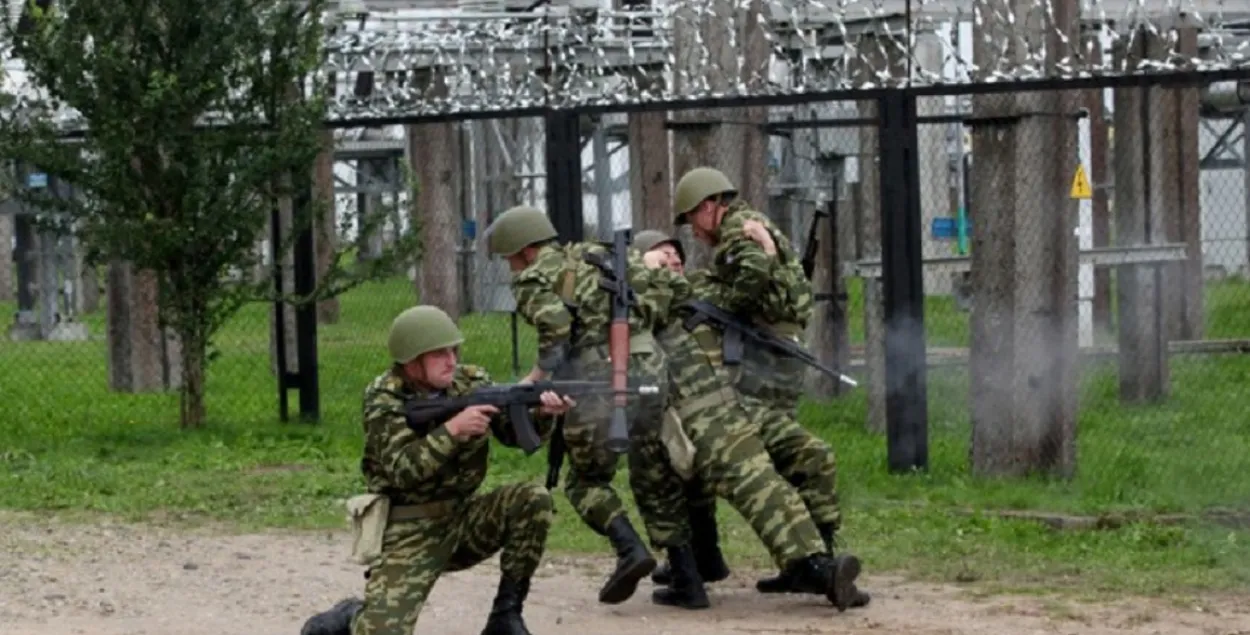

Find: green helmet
<box><xmin>387</xmin><ymin>305</ymin><xmax>464</xmax><ymax>364</ymax></box>
<box><xmin>633</xmin><ymin>229</ymin><xmax>685</xmax><ymax>263</ymax></box>
<box><xmin>485</xmin><ymin>205</ymin><xmax>558</xmax><ymax>257</ymax></box>
<box><xmin>673</xmin><ymin>167</ymin><xmax>737</xmax><ymax>224</ymax></box>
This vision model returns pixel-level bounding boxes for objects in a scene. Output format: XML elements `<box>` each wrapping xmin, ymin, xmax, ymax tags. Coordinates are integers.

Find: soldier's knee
<box><xmin>795</xmin><ymin>439</ymin><xmax>837</xmax><ymax>475</ymax></box>
<box><xmin>513</xmin><ymin>482</ymin><xmax>553</xmax><ymax>514</ymax></box>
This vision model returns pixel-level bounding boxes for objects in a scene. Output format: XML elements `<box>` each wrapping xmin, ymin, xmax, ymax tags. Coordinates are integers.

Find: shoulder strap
<box><xmin>556</xmin><ymin>247</ymin><xmax>579</xmax><ymax>307</ymax></box>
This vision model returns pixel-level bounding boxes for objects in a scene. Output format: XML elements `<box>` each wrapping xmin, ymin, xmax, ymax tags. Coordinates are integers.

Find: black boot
<box><xmin>794</xmin><ymin>552</ymin><xmax>860</xmax><ymax>612</ymax></box>
<box><xmin>756</xmin><ymin>524</ymin><xmax>870</xmax><ymax>607</ymax></box>
<box><xmin>768</xmin><ymin>551</ymin><xmax>862</xmax><ymax>612</ymax></box>
<box><xmin>651</xmin><ymin>545</ymin><xmax>710</xmax><ymax>609</ymax></box>
<box><xmin>652</xmin><ymin>504</ymin><xmax>731</xmax><ymax>586</ymax></box>
<box><xmin>480</xmin><ymin>577</ymin><xmax>533</xmax><ymax>635</ymax></box>
<box><xmin>300</xmin><ymin>597</ymin><xmax>364</xmax><ymax>635</ymax></box>
<box><xmin>756</xmin><ymin>523</ymin><xmax>835</xmax><ymax>594</ymax></box>
<box><xmin>598</xmin><ymin>515</ymin><xmax>657</xmax><ymax>604</ymax></box>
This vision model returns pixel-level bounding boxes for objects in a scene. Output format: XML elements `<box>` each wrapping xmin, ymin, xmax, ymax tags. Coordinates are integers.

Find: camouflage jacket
<box><xmin>701</xmin><ymin>201</ymin><xmax>813</xmax><ymax>329</ymax></box>
<box><xmin>512</xmin><ymin>242</ymin><xmax>685</xmax><ymax>371</ymax></box>
<box><xmin>359</xmin><ymin>364</ymin><xmax>554</xmax><ymax>506</ymax></box>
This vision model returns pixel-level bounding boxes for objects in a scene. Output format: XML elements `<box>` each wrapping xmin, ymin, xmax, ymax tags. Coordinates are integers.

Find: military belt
<box><xmin>389</xmin><ymin>499</ymin><xmax>459</xmax><ymax>521</ymax></box>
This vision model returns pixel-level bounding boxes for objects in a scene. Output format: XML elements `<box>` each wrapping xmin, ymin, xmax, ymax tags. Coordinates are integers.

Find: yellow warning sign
<box><xmin>1070</xmin><ymin>164</ymin><xmax>1092</xmax><ymax>200</ymax></box>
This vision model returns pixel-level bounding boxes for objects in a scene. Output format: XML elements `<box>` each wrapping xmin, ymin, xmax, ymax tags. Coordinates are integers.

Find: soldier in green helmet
<box><xmin>300</xmin><ymin>305</ymin><xmax>573</xmax><ymax>635</ymax></box>
<box><xmin>631</xmin><ymin>230</ymin><xmax>731</xmax><ymax>590</ymax></box>
<box><xmin>665</xmin><ymin>166</ymin><xmax>869</xmax><ymax>608</ymax></box>
<box><xmin>483</xmin><ymin>205</ymin><xmax>675</xmax><ymax>606</ymax></box>
<box><xmin>633</xmin><ymin>229</ymin><xmax>686</xmax><ymax>275</ymax></box>
<box><xmin>622</xmin><ymin>226</ymin><xmax>863</xmax><ymax>611</ymax></box>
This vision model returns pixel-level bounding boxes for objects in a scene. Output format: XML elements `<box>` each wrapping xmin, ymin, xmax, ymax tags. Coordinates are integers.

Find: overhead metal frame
<box><xmin>314</xmin><ymin>3</ymin><xmax>1250</xmax><ymax>126</ymax></box>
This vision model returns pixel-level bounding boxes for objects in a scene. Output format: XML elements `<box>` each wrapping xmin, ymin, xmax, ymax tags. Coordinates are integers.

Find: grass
<box><xmin>3</xmin><ymin>275</ymin><xmax>1250</xmax><ymax>597</ymax></box>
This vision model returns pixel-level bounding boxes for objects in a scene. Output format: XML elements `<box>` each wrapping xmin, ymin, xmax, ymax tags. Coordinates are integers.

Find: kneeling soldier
<box><xmin>301</xmin><ymin>305</ymin><xmax>572</xmax><ymax>635</ymax></box>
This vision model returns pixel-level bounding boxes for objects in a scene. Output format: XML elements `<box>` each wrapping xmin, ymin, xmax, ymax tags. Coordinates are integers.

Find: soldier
<box><xmin>483</xmin><ymin>206</ymin><xmax>672</xmax><ymax>606</ymax></box>
<box><xmin>664</xmin><ymin>166</ymin><xmax>870</xmax><ymax>608</ymax></box>
<box><xmin>625</xmin><ymin>229</ymin><xmax>863</xmax><ymax>612</ymax></box>
<box><xmin>631</xmin><ymin>230</ymin><xmax>731</xmax><ymax>589</ymax></box>
<box><xmin>486</xmin><ymin>209</ymin><xmax>855</xmax><ymax>613</ymax></box>
<box><xmin>632</xmin><ymin>229</ymin><xmax>686</xmax><ymax>275</ymax></box>
<box><xmin>300</xmin><ymin>305</ymin><xmax>573</xmax><ymax>635</ymax></box>
<box><xmin>630</xmin><ymin>261</ymin><xmax>861</xmax><ymax>612</ymax></box>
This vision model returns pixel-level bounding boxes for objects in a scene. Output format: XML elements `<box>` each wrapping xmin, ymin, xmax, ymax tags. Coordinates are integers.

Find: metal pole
<box><xmin>592</xmin><ymin>120</ymin><xmax>614</xmax><ymax>240</ymax></box>
<box><xmin>293</xmin><ymin>175</ymin><xmax>321</xmax><ymax>423</ymax></box>
<box><xmin>1242</xmin><ymin>109</ymin><xmax>1250</xmax><ymax>272</ymax></box>
<box><xmin>878</xmin><ymin>89</ymin><xmax>930</xmax><ymax>473</ymax></box>
<box><xmin>544</xmin><ymin>111</ymin><xmax>585</xmax><ymax>243</ymax></box>
<box><xmin>270</xmin><ymin>198</ymin><xmax>290</xmax><ymax>422</ymax></box>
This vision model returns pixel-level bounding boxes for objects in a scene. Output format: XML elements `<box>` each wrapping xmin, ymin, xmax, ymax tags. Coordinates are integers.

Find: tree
<box><xmin>0</xmin><ymin>0</ymin><xmax>420</xmax><ymax>428</ymax></box>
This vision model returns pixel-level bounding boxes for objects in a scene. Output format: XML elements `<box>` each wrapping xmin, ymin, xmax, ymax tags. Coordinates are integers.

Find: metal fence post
<box><xmin>270</xmin><ymin>198</ymin><xmax>291</xmax><ymax>422</ymax></box>
<box><xmin>877</xmin><ymin>88</ymin><xmax>929</xmax><ymax>473</ymax></box>
<box><xmin>545</xmin><ymin>111</ymin><xmax>585</xmax><ymax>243</ymax></box>
<box><xmin>293</xmin><ymin>176</ymin><xmax>320</xmax><ymax>422</ymax></box>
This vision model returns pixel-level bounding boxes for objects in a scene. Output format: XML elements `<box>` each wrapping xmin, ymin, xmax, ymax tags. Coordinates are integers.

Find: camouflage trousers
<box><xmin>350</xmin><ymin>483</ymin><xmax>553</xmax><ymax>635</ymax></box>
<box><xmin>741</xmin><ymin>394</ymin><xmax>841</xmax><ymax>529</ymax></box>
<box><xmin>660</xmin><ymin>367</ymin><xmax>843</xmax><ymax>533</ymax></box>
<box><xmin>631</xmin><ymin>324</ymin><xmax>826</xmax><ymax>569</ymax></box>
<box><xmin>677</xmin><ymin>396</ymin><xmax>841</xmax><ymax>527</ymax></box>
<box><xmin>557</xmin><ymin>344</ymin><xmax>667</xmax><ymax>535</ymax></box>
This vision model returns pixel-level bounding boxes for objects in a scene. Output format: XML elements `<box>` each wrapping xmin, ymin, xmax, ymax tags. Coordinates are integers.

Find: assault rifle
<box><xmin>681</xmin><ymin>299</ymin><xmax>859</xmax><ymax>388</ymax></box>
<box><xmin>405</xmin><ymin>380</ymin><xmax>660</xmax><ymax>455</ymax></box>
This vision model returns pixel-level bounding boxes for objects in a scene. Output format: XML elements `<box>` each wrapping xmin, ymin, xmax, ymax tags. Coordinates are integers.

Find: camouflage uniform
<box><xmin>655</xmin><ymin>166</ymin><xmax>864</xmax><ymax>611</ymax></box>
<box><xmin>349</xmin><ymin>365</ymin><xmax>556</xmax><ymax>635</ymax></box>
<box><xmin>486</xmin><ymin>206</ymin><xmax>676</xmax><ymax>605</ymax></box>
<box><xmin>627</xmin><ymin>274</ymin><xmax>857</xmax><ymax>610</ymax></box>
<box><xmin>632</xmin><ymin>232</ymin><xmax>731</xmax><ymax>589</ymax></box>
<box><xmin>686</xmin><ymin>215</ymin><xmax>844</xmax><ymax>533</ymax></box>
<box><xmin>301</xmin><ymin>305</ymin><xmax>556</xmax><ymax>635</ymax></box>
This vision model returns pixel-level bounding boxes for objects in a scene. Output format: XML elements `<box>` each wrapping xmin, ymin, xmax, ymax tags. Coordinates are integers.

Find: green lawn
<box><xmin>3</xmin><ymin>276</ymin><xmax>1250</xmax><ymax>597</ymax></box>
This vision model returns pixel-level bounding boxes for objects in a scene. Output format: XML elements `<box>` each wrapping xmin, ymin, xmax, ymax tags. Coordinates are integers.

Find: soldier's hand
<box><xmin>446</xmin><ymin>405</ymin><xmax>497</xmax><ymax>440</ymax></box>
<box><xmin>642</xmin><ymin>249</ymin><xmax>668</xmax><ymax>269</ymax></box>
<box><xmin>742</xmin><ymin>219</ymin><xmax>777</xmax><ymax>256</ymax></box>
<box><xmin>537</xmin><ymin>390</ymin><xmax>575</xmax><ymax>416</ymax></box>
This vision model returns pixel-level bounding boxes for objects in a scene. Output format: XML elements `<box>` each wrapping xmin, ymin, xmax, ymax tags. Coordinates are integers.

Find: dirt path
<box><xmin>2</xmin><ymin>512</ymin><xmax>1247</xmax><ymax>635</ymax></box>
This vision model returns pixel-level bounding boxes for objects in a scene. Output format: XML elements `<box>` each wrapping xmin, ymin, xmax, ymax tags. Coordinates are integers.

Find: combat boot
<box><xmin>598</xmin><ymin>515</ymin><xmax>657</xmax><ymax>604</ymax></box>
<box><xmin>771</xmin><ymin>551</ymin><xmax>861</xmax><ymax>612</ymax></box>
<box><xmin>300</xmin><ymin>597</ymin><xmax>364</xmax><ymax>635</ymax></box>
<box><xmin>651</xmin><ymin>545</ymin><xmax>711</xmax><ymax>610</ymax></box>
<box><xmin>651</xmin><ymin>504</ymin><xmax>730</xmax><ymax>586</ymax></box>
<box><xmin>756</xmin><ymin>525</ymin><xmax>871</xmax><ymax>608</ymax></box>
<box><xmin>481</xmin><ymin>577</ymin><xmax>534</xmax><ymax>635</ymax></box>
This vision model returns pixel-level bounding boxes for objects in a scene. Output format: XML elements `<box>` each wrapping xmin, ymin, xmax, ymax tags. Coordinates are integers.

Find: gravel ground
<box><xmin>2</xmin><ymin>511</ymin><xmax>1247</xmax><ymax>635</ymax></box>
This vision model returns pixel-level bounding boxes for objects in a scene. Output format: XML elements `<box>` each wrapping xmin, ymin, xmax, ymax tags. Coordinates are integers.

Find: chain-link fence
<box><xmin>3</xmin><ymin>73</ymin><xmax>1250</xmax><ymax>528</ymax></box>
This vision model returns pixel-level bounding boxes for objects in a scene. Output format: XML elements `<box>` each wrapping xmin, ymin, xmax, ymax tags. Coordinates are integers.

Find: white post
<box><xmin>1077</xmin><ymin>116</ymin><xmax>1094</xmax><ymax>349</ymax></box>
